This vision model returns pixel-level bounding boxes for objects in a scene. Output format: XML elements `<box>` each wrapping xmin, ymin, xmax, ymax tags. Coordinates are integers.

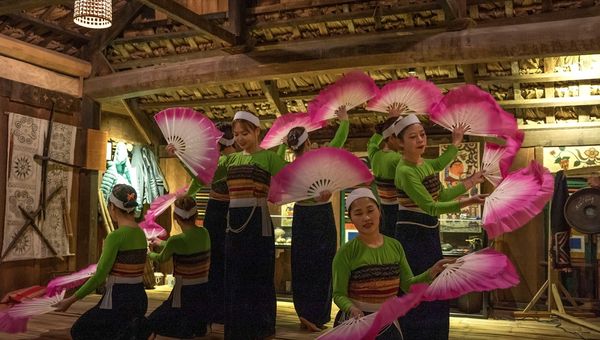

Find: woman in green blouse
<box><xmin>393</xmin><ymin>114</ymin><xmax>486</xmax><ymax>340</ymax></box>
<box><xmin>332</xmin><ymin>187</ymin><xmax>451</xmax><ymax>339</ymax></box>
<box><xmin>54</xmin><ymin>184</ymin><xmax>148</xmax><ymax>340</ymax></box>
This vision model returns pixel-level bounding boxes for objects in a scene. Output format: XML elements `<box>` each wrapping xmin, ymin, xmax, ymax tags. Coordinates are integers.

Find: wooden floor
<box><xmin>6</xmin><ymin>286</ymin><xmax>600</xmax><ymax>340</ymax></box>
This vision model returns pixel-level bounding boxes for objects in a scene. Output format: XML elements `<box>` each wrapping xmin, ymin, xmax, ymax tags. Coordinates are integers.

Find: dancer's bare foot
<box><xmin>299</xmin><ymin>317</ymin><xmax>321</xmax><ymax>332</ymax></box>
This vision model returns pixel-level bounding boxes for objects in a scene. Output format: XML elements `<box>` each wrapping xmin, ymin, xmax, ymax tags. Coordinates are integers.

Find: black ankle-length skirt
<box><xmin>291</xmin><ymin>202</ymin><xmax>336</xmax><ymax>326</ymax></box>
<box><xmin>71</xmin><ymin>283</ymin><xmax>147</xmax><ymax>340</ymax></box>
<box><xmin>396</xmin><ymin>210</ymin><xmax>449</xmax><ymax>340</ymax></box>
<box><xmin>224</xmin><ymin>206</ymin><xmax>276</xmax><ymax>340</ymax></box>
<box><xmin>146</xmin><ymin>282</ymin><xmax>210</xmax><ymax>338</ymax></box>
<box><xmin>203</xmin><ymin>198</ymin><xmax>229</xmax><ymax>324</ymax></box>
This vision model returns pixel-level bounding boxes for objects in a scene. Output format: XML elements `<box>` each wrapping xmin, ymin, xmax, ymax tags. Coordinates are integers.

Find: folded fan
<box><xmin>481</xmin><ymin>131</ymin><xmax>524</xmax><ymax>186</ymax></box>
<box><xmin>316</xmin><ymin>313</ymin><xmax>377</xmax><ymax>340</ymax></box>
<box><xmin>8</xmin><ymin>290</ymin><xmax>65</xmax><ymax>319</ymax></box>
<box><xmin>429</xmin><ymin>85</ymin><xmax>517</xmax><ymax>137</ymax></box>
<box><xmin>309</xmin><ymin>71</ymin><xmax>378</xmax><ymax>122</ymax></box>
<box><xmin>154</xmin><ymin>107</ymin><xmax>223</xmax><ymax>184</ymax></box>
<box><xmin>482</xmin><ymin>160</ymin><xmax>554</xmax><ymax>239</ymax></box>
<box><xmin>423</xmin><ymin>248</ymin><xmax>519</xmax><ymax>301</ymax></box>
<box><xmin>46</xmin><ymin>264</ymin><xmax>97</xmax><ymax>297</ymax></box>
<box><xmin>260</xmin><ymin>112</ymin><xmax>327</xmax><ymax>149</ymax></box>
<box><xmin>269</xmin><ymin>147</ymin><xmax>374</xmax><ymax>205</ymax></box>
<box><xmin>366</xmin><ymin>78</ymin><xmax>442</xmax><ymax>116</ymax></box>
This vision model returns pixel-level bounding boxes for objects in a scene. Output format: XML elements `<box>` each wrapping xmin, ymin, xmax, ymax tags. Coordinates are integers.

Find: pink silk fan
<box><xmin>309</xmin><ymin>71</ymin><xmax>378</xmax><ymax>122</ymax></box>
<box><xmin>366</xmin><ymin>78</ymin><xmax>442</xmax><ymax>116</ymax></box>
<box><xmin>46</xmin><ymin>264</ymin><xmax>97</xmax><ymax>297</ymax></box>
<box><xmin>154</xmin><ymin>107</ymin><xmax>223</xmax><ymax>184</ymax></box>
<box><xmin>269</xmin><ymin>147</ymin><xmax>373</xmax><ymax>205</ymax></box>
<box><xmin>481</xmin><ymin>131</ymin><xmax>524</xmax><ymax>187</ymax></box>
<box><xmin>7</xmin><ymin>290</ymin><xmax>65</xmax><ymax>319</ymax></box>
<box><xmin>423</xmin><ymin>248</ymin><xmax>519</xmax><ymax>301</ymax></box>
<box><xmin>429</xmin><ymin>85</ymin><xmax>517</xmax><ymax>137</ymax></box>
<box><xmin>482</xmin><ymin>160</ymin><xmax>554</xmax><ymax>239</ymax></box>
<box><xmin>260</xmin><ymin>112</ymin><xmax>327</xmax><ymax>149</ymax></box>
<box><xmin>139</xmin><ymin>185</ymin><xmax>188</xmax><ymax>240</ymax></box>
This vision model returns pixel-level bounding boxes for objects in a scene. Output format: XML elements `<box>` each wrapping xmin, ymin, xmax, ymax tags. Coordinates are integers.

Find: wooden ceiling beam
<box><xmin>84</xmin><ymin>15</ymin><xmax>600</xmax><ymax>101</ymax></box>
<box><xmin>138</xmin><ymin>0</ymin><xmax>235</xmax><ymax>46</ymax></box>
<box><xmin>111</xmin><ymin>49</ymin><xmax>229</xmax><ymax>70</ymax></box>
<box><xmin>123</xmin><ymin>98</ymin><xmax>162</xmax><ymax>146</ymax></box>
<box><xmin>9</xmin><ymin>13</ymin><xmax>90</xmax><ymax>43</ymax></box>
<box><xmin>0</xmin><ymin>34</ymin><xmax>91</xmax><ymax>77</ymax></box>
<box><xmin>260</xmin><ymin>80</ymin><xmax>287</xmax><ymax>117</ymax></box>
<box><xmin>85</xmin><ymin>1</ymin><xmax>145</xmax><ymax>57</ymax></box>
<box><xmin>0</xmin><ymin>0</ymin><xmax>71</xmax><ymax>15</ymax></box>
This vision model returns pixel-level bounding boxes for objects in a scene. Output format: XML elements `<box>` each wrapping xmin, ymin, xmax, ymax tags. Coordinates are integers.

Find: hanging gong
<box><xmin>564</xmin><ymin>187</ymin><xmax>600</xmax><ymax>234</ymax></box>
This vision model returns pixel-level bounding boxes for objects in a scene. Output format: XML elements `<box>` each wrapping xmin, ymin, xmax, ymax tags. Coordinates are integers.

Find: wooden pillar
<box><xmin>76</xmin><ymin>96</ymin><xmax>101</xmax><ymax>269</ymax></box>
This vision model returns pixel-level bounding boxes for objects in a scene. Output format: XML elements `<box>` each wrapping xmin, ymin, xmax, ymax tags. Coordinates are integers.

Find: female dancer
<box><xmin>367</xmin><ymin>116</ymin><xmax>403</xmax><ymax>238</ymax></box>
<box><xmin>284</xmin><ymin>108</ymin><xmax>349</xmax><ymax>331</ymax></box>
<box><xmin>147</xmin><ymin>195</ymin><xmax>211</xmax><ymax>339</ymax></box>
<box><xmin>212</xmin><ymin>111</ymin><xmax>288</xmax><ymax>339</ymax></box>
<box><xmin>393</xmin><ymin>114</ymin><xmax>485</xmax><ymax>340</ymax></box>
<box><xmin>54</xmin><ymin>184</ymin><xmax>148</xmax><ymax>340</ymax></box>
<box><xmin>196</xmin><ymin>122</ymin><xmax>236</xmax><ymax>325</ymax></box>
<box><xmin>332</xmin><ymin>188</ymin><xmax>451</xmax><ymax>339</ymax></box>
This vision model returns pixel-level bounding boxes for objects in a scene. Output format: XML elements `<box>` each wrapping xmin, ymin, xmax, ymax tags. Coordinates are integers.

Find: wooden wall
<box><xmin>101</xmin><ymin>111</ymin><xmax>149</xmax><ymax>146</ymax></box>
<box><xmin>0</xmin><ymin>79</ymin><xmax>98</xmax><ymax>296</ymax></box>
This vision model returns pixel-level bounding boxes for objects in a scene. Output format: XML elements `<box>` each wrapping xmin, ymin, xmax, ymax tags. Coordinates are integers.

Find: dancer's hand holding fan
<box><xmin>260</xmin><ymin>112</ymin><xmax>327</xmax><ymax>149</ymax></box>
<box><xmin>154</xmin><ymin>107</ymin><xmax>223</xmax><ymax>185</ymax></box>
<box><xmin>268</xmin><ymin>147</ymin><xmax>374</xmax><ymax>205</ymax></box>
<box><xmin>481</xmin><ymin>131</ymin><xmax>525</xmax><ymax>186</ymax></box>
<box><xmin>366</xmin><ymin>78</ymin><xmax>442</xmax><ymax>117</ymax></box>
<box><xmin>482</xmin><ymin>160</ymin><xmax>553</xmax><ymax>239</ymax></box>
<box><xmin>429</xmin><ymin>85</ymin><xmax>517</xmax><ymax>137</ymax></box>
<box><xmin>46</xmin><ymin>264</ymin><xmax>97</xmax><ymax>297</ymax></box>
<box><xmin>309</xmin><ymin>71</ymin><xmax>378</xmax><ymax>122</ymax></box>
<box><xmin>423</xmin><ymin>248</ymin><xmax>520</xmax><ymax>302</ymax></box>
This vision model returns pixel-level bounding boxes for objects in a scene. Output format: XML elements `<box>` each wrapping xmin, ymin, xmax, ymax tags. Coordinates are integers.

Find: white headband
<box><xmin>382</xmin><ymin>117</ymin><xmax>402</xmax><ymax>139</ymax></box>
<box><xmin>109</xmin><ymin>192</ymin><xmax>136</xmax><ymax>213</ymax></box>
<box><xmin>233</xmin><ymin>111</ymin><xmax>260</xmax><ymax>127</ymax></box>
<box><xmin>290</xmin><ymin>130</ymin><xmax>309</xmax><ymax>150</ymax></box>
<box><xmin>392</xmin><ymin>114</ymin><xmax>421</xmax><ymax>136</ymax></box>
<box><xmin>346</xmin><ymin>188</ymin><xmax>379</xmax><ymax>212</ymax></box>
<box><xmin>219</xmin><ymin>137</ymin><xmax>235</xmax><ymax>147</ymax></box>
<box><xmin>174</xmin><ymin>206</ymin><xmax>197</xmax><ymax>219</ymax></box>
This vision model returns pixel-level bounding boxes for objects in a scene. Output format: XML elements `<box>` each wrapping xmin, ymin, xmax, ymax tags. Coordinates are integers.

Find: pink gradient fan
<box><xmin>482</xmin><ymin>131</ymin><xmax>524</xmax><ymax>186</ymax></box>
<box><xmin>423</xmin><ymin>248</ymin><xmax>519</xmax><ymax>301</ymax></box>
<box><xmin>317</xmin><ymin>313</ymin><xmax>377</xmax><ymax>340</ymax></box>
<box><xmin>429</xmin><ymin>85</ymin><xmax>517</xmax><ymax>137</ymax></box>
<box><xmin>140</xmin><ymin>220</ymin><xmax>168</xmax><ymax>240</ymax></box>
<box><xmin>482</xmin><ymin>160</ymin><xmax>554</xmax><ymax>239</ymax></box>
<box><xmin>46</xmin><ymin>264</ymin><xmax>97</xmax><ymax>297</ymax></box>
<box><xmin>269</xmin><ymin>147</ymin><xmax>373</xmax><ymax>205</ymax></box>
<box><xmin>260</xmin><ymin>112</ymin><xmax>327</xmax><ymax>149</ymax></box>
<box><xmin>366</xmin><ymin>78</ymin><xmax>442</xmax><ymax>116</ymax></box>
<box><xmin>0</xmin><ymin>310</ymin><xmax>28</xmax><ymax>334</ymax></box>
<box><xmin>154</xmin><ymin>107</ymin><xmax>223</xmax><ymax>184</ymax></box>
<box><xmin>363</xmin><ymin>284</ymin><xmax>428</xmax><ymax>340</ymax></box>
<box><xmin>309</xmin><ymin>71</ymin><xmax>378</xmax><ymax>122</ymax></box>
<box><xmin>139</xmin><ymin>186</ymin><xmax>188</xmax><ymax>240</ymax></box>
<box><xmin>7</xmin><ymin>290</ymin><xmax>65</xmax><ymax>319</ymax></box>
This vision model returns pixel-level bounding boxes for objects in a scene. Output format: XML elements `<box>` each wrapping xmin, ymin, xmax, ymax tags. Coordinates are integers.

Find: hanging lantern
<box><xmin>73</xmin><ymin>0</ymin><xmax>112</xmax><ymax>29</ymax></box>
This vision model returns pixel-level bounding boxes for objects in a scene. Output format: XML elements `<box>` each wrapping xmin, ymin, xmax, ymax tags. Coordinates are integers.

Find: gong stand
<box><xmin>515</xmin><ymin>185</ymin><xmax>600</xmax><ymax>334</ymax></box>
<box><xmin>0</xmin><ymin>186</ymin><xmax>64</xmax><ymax>262</ymax></box>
